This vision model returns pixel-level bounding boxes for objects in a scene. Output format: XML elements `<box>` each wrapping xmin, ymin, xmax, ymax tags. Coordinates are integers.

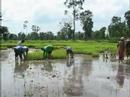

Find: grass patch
<box><xmin>1</xmin><ymin>40</ymin><xmax>117</xmax><ymax>59</ymax></box>
<box><xmin>27</xmin><ymin>50</ymin><xmax>43</xmax><ymax>60</ymax></box>
<box><xmin>27</xmin><ymin>48</ymin><xmax>66</xmax><ymax>60</ymax></box>
<box><xmin>51</xmin><ymin>48</ymin><xmax>66</xmax><ymax>59</ymax></box>
<box><xmin>0</xmin><ymin>45</ymin><xmax>8</xmax><ymax>50</ymax></box>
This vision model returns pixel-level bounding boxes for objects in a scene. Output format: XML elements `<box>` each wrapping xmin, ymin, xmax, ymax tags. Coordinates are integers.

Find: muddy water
<box><xmin>1</xmin><ymin>49</ymin><xmax>130</xmax><ymax>97</ymax></box>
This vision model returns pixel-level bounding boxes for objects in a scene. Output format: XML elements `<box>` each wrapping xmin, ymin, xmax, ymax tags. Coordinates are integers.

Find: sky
<box><xmin>1</xmin><ymin>0</ymin><xmax>129</xmax><ymax>35</ymax></box>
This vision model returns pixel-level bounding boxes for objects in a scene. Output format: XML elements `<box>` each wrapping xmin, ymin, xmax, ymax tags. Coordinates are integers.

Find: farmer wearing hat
<box><xmin>65</xmin><ymin>46</ymin><xmax>74</xmax><ymax>58</ymax></box>
<box><xmin>126</xmin><ymin>38</ymin><xmax>130</xmax><ymax>59</ymax></box>
<box><xmin>117</xmin><ymin>37</ymin><xmax>125</xmax><ymax>63</ymax></box>
<box><xmin>14</xmin><ymin>39</ymin><xmax>28</xmax><ymax>61</ymax></box>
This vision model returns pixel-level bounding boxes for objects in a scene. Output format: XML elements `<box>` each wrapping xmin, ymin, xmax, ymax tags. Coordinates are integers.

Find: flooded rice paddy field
<box><xmin>1</xmin><ymin>49</ymin><xmax>130</xmax><ymax>97</ymax></box>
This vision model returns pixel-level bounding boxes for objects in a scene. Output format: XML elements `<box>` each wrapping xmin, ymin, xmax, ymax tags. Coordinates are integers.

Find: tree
<box><xmin>108</xmin><ymin>16</ymin><xmax>128</xmax><ymax>38</ymax></box>
<box><xmin>75</xmin><ymin>31</ymin><xmax>84</xmax><ymax>39</ymax></box>
<box><xmin>18</xmin><ymin>32</ymin><xmax>26</xmax><ymax>40</ymax></box>
<box><xmin>124</xmin><ymin>10</ymin><xmax>130</xmax><ymax>28</ymax></box>
<box><xmin>99</xmin><ymin>27</ymin><xmax>106</xmax><ymax>39</ymax></box>
<box><xmin>0</xmin><ymin>26</ymin><xmax>9</xmax><ymax>40</ymax></box>
<box><xmin>8</xmin><ymin>33</ymin><xmax>17</xmax><ymax>40</ymax></box>
<box><xmin>92</xmin><ymin>30</ymin><xmax>100</xmax><ymax>39</ymax></box>
<box><xmin>30</xmin><ymin>32</ymin><xmax>39</xmax><ymax>40</ymax></box>
<box><xmin>31</xmin><ymin>25</ymin><xmax>40</xmax><ymax>33</ymax></box>
<box><xmin>0</xmin><ymin>12</ymin><xmax>2</xmax><ymax>26</ymax></box>
<box><xmin>93</xmin><ymin>27</ymin><xmax>106</xmax><ymax>39</ymax></box>
<box><xmin>58</xmin><ymin>22</ymin><xmax>73</xmax><ymax>40</ymax></box>
<box><xmin>46</xmin><ymin>31</ymin><xmax>54</xmax><ymax>40</ymax></box>
<box><xmin>60</xmin><ymin>22</ymin><xmax>73</xmax><ymax>40</ymax></box>
<box><xmin>39</xmin><ymin>32</ymin><xmax>46</xmax><ymax>40</ymax></box>
<box><xmin>80</xmin><ymin>10</ymin><xmax>93</xmax><ymax>39</ymax></box>
<box><xmin>111</xmin><ymin>16</ymin><xmax>121</xmax><ymax>25</ymax></box>
<box><xmin>23</xmin><ymin>20</ymin><xmax>28</xmax><ymax>34</ymax></box>
<box><xmin>26</xmin><ymin>33</ymin><xmax>31</xmax><ymax>40</ymax></box>
<box><xmin>64</xmin><ymin>0</ymin><xmax>85</xmax><ymax>40</ymax></box>
<box><xmin>57</xmin><ymin>31</ymin><xmax>66</xmax><ymax>40</ymax></box>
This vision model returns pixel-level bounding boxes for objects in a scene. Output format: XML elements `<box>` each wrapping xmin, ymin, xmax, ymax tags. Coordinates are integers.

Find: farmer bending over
<box><xmin>14</xmin><ymin>39</ymin><xmax>28</xmax><ymax>60</ymax></box>
<box><xmin>41</xmin><ymin>45</ymin><xmax>54</xmax><ymax>59</ymax></box>
<box><xmin>66</xmin><ymin>46</ymin><xmax>74</xmax><ymax>58</ymax></box>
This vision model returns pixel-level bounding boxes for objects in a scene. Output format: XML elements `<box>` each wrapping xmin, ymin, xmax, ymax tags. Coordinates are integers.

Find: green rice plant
<box><xmin>27</xmin><ymin>48</ymin><xmax>66</xmax><ymax>60</ymax></box>
<box><xmin>27</xmin><ymin>50</ymin><xmax>43</xmax><ymax>60</ymax></box>
<box><xmin>1</xmin><ymin>40</ymin><xmax>117</xmax><ymax>57</ymax></box>
<box><xmin>51</xmin><ymin>48</ymin><xmax>66</xmax><ymax>59</ymax></box>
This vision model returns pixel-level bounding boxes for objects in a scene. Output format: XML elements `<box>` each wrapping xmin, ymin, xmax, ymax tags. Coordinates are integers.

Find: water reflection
<box><xmin>110</xmin><ymin>54</ymin><xmax>117</xmax><ymax>62</ymax></box>
<box><xmin>1</xmin><ymin>49</ymin><xmax>130</xmax><ymax>97</ymax></box>
<box><xmin>64</xmin><ymin>57</ymin><xmax>84</xmax><ymax>96</ymax></box>
<box><xmin>43</xmin><ymin>60</ymin><xmax>53</xmax><ymax>72</ymax></box>
<box><xmin>102</xmin><ymin>51</ymin><xmax>117</xmax><ymax>62</ymax></box>
<box><xmin>0</xmin><ymin>50</ymin><xmax>11</xmax><ymax>61</ymax></box>
<box><xmin>102</xmin><ymin>51</ymin><xmax>110</xmax><ymax>62</ymax></box>
<box><xmin>82</xmin><ymin>61</ymin><xmax>92</xmax><ymax>77</ymax></box>
<box><xmin>14</xmin><ymin>60</ymin><xmax>29</xmax><ymax>77</ymax></box>
<box><xmin>66</xmin><ymin>57</ymin><xmax>74</xmax><ymax>67</ymax></box>
<box><xmin>116</xmin><ymin>64</ymin><xmax>125</xmax><ymax>88</ymax></box>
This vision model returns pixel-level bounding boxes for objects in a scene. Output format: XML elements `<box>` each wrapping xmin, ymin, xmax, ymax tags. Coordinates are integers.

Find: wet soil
<box><xmin>1</xmin><ymin>49</ymin><xmax>130</xmax><ymax>97</ymax></box>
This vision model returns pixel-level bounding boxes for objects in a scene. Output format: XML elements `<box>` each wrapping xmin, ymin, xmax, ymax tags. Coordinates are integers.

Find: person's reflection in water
<box><xmin>82</xmin><ymin>61</ymin><xmax>92</xmax><ymax>77</ymax></box>
<box><xmin>64</xmin><ymin>63</ymin><xmax>83</xmax><ymax>96</ymax></box>
<box><xmin>66</xmin><ymin>57</ymin><xmax>74</xmax><ymax>67</ymax></box>
<box><xmin>102</xmin><ymin>51</ymin><xmax>109</xmax><ymax>62</ymax></box>
<box><xmin>110</xmin><ymin>53</ymin><xmax>117</xmax><ymax>62</ymax></box>
<box><xmin>43</xmin><ymin>60</ymin><xmax>53</xmax><ymax>72</ymax></box>
<box><xmin>14</xmin><ymin>60</ymin><xmax>29</xmax><ymax>76</ymax></box>
<box><xmin>116</xmin><ymin>64</ymin><xmax>125</xmax><ymax>88</ymax></box>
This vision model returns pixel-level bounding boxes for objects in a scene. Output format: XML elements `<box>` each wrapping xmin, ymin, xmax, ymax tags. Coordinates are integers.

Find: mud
<box><xmin>1</xmin><ymin>49</ymin><xmax>130</xmax><ymax>97</ymax></box>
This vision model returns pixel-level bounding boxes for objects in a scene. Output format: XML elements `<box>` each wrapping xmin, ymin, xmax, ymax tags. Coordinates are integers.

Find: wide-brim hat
<box><xmin>120</xmin><ymin>37</ymin><xmax>124</xmax><ymax>40</ymax></box>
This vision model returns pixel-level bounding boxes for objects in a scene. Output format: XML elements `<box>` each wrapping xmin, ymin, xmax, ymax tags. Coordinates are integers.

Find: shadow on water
<box><xmin>1</xmin><ymin>49</ymin><xmax>130</xmax><ymax>97</ymax></box>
